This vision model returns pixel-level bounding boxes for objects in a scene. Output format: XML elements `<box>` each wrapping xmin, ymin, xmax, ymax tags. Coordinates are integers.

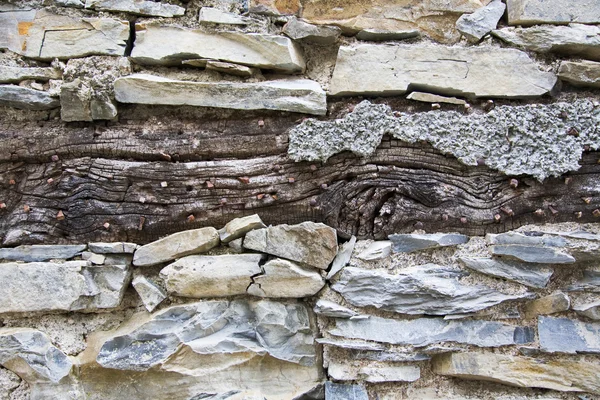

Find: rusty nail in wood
<box><xmin>138</xmin><ymin>216</ymin><xmax>145</xmax><ymax>231</ymax></box>
<box><xmin>23</xmin><ymin>205</ymin><xmax>30</xmax><ymax>213</ymax></box>
<box><xmin>310</xmin><ymin>199</ymin><xmax>317</xmax><ymax>207</ymax></box>
<box><xmin>310</xmin><ymin>164</ymin><xmax>317</xmax><ymax>171</ymax></box>
<box><xmin>51</xmin><ymin>154</ymin><xmax>59</xmax><ymax>162</ymax></box>
<box><xmin>460</xmin><ymin>217</ymin><xmax>468</xmax><ymax>224</ymax></box>
<box><xmin>288</xmin><ymin>177</ymin><xmax>295</xmax><ymax>184</ymax></box>
<box><xmin>8</xmin><ymin>179</ymin><xmax>15</xmax><ymax>185</ymax></box>
<box><xmin>509</xmin><ymin>179</ymin><xmax>519</xmax><ymax>189</ymax></box>
<box><xmin>160</xmin><ymin>181</ymin><xmax>168</xmax><ymax>188</ymax></box>
<box><xmin>567</xmin><ymin>127</ymin><xmax>579</xmax><ymax>137</ymax></box>
<box><xmin>494</xmin><ymin>214</ymin><xmax>502</xmax><ymax>222</ymax></box>
<box><xmin>258</xmin><ymin>119</ymin><xmax>265</xmax><ymax>127</ymax></box>
<box><xmin>534</xmin><ymin>208</ymin><xmax>545</xmax><ymax>217</ymax></box>
<box><xmin>56</xmin><ymin>210</ymin><xmax>65</xmax><ymax>220</ymax></box>
<box><xmin>414</xmin><ymin>221</ymin><xmax>424</xmax><ymax>229</ymax></box>
<box><xmin>103</xmin><ymin>222</ymin><xmax>110</xmax><ymax>230</ymax></box>
<box><xmin>238</xmin><ymin>176</ymin><xmax>250</xmax><ymax>184</ymax></box>
<box><xmin>205</xmin><ymin>181</ymin><xmax>214</xmax><ymax>188</ymax></box>
<box><xmin>564</xmin><ymin>176</ymin><xmax>572</xmax><ymax>185</ymax></box>
<box><xmin>257</xmin><ymin>193</ymin><xmax>264</xmax><ymax>200</ymax></box>
<box><xmin>574</xmin><ymin>211</ymin><xmax>583</xmax><ymax>219</ymax></box>
<box><xmin>500</xmin><ymin>206</ymin><xmax>514</xmax><ymax>216</ymax></box>
<box><xmin>594</xmin><ymin>209</ymin><xmax>600</xmax><ymax>218</ymax></box>
<box><xmin>187</xmin><ymin>214</ymin><xmax>195</xmax><ymax>222</ymax></box>
<box><xmin>441</xmin><ymin>214</ymin><xmax>449</xmax><ymax>221</ymax></box>
<box><xmin>47</xmin><ymin>178</ymin><xmax>54</xmax><ymax>184</ymax></box>
<box><xmin>320</xmin><ymin>183</ymin><xmax>328</xmax><ymax>190</ymax></box>
<box><xmin>548</xmin><ymin>205</ymin><xmax>559</xmax><ymax>216</ymax></box>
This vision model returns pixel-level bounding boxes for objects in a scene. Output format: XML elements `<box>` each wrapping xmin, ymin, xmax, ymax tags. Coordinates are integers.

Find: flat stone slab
<box><xmin>356</xmin><ymin>240</ymin><xmax>392</xmax><ymax>261</ymax></box>
<box><xmin>433</xmin><ymin>352</ymin><xmax>600</xmax><ymax>394</ymax></box>
<box><xmin>0</xmin><ymin>66</ymin><xmax>61</xmax><ymax>83</ymax></box>
<box><xmin>133</xmin><ymin>227</ymin><xmax>220</xmax><ymax>267</ymax></box>
<box><xmin>282</xmin><ymin>17</ymin><xmax>341</xmax><ymax>45</ymax></box>
<box><xmin>114</xmin><ymin>74</ymin><xmax>327</xmax><ymax>115</ymax></box>
<box><xmin>327</xmin><ymin>236</ymin><xmax>356</xmax><ymax>280</ymax></box>
<box><xmin>314</xmin><ymin>299</ymin><xmax>358</xmax><ymax>318</ymax></box>
<box><xmin>573</xmin><ymin>300</ymin><xmax>600</xmax><ymax>320</ymax></box>
<box><xmin>559</xmin><ymin>60</ymin><xmax>600</xmax><ymax>89</ymax></box>
<box><xmin>491</xmin><ymin>245</ymin><xmax>575</xmax><ymax>264</ymax></box>
<box><xmin>88</xmin><ymin>242</ymin><xmax>137</xmax><ymax>254</ymax></box>
<box><xmin>332</xmin><ymin>265</ymin><xmax>533</xmax><ymax>315</ymax></box>
<box><xmin>247</xmin><ymin>258</ymin><xmax>325</xmax><ymax>298</ymax></box>
<box><xmin>539</xmin><ymin>316</ymin><xmax>600</xmax><ymax>354</ymax></box>
<box><xmin>0</xmin><ymin>244</ymin><xmax>86</xmax><ymax>262</ymax></box>
<box><xmin>456</xmin><ymin>0</ymin><xmax>505</xmax><ymax>42</ymax></box>
<box><xmin>131</xmin><ymin>24</ymin><xmax>305</xmax><ymax>73</ymax></box>
<box><xmin>0</xmin><ymin>85</ymin><xmax>60</xmax><ymax>110</ymax></box>
<box><xmin>329</xmin><ymin>44</ymin><xmax>557</xmax><ymax>98</ymax></box>
<box><xmin>218</xmin><ymin>214</ymin><xmax>266</xmax><ymax>243</ymax></box>
<box><xmin>132</xmin><ymin>275</ymin><xmax>167</xmax><ymax>312</ymax></box>
<box><xmin>389</xmin><ymin>233</ymin><xmax>469</xmax><ymax>253</ymax></box>
<box><xmin>460</xmin><ymin>257</ymin><xmax>553</xmax><ymax>288</ymax></box>
<box><xmin>325</xmin><ymin>382</ymin><xmax>368</xmax><ymax>400</ymax></box>
<box><xmin>244</xmin><ymin>222</ymin><xmax>338</xmax><ymax>270</ymax></box>
<box><xmin>493</xmin><ymin>24</ymin><xmax>600</xmax><ymax>62</ymax></box>
<box><xmin>198</xmin><ymin>7</ymin><xmax>249</xmax><ymax>24</ymax></box>
<box><xmin>328</xmin><ymin>361</ymin><xmax>420</xmax><ymax>383</ymax></box>
<box><xmin>406</xmin><ymin>92</ymin><xmax>466</xmax><ymax>105</ymax></box>
<box><xmin>329</xmin><ymin>315</ymin><xmax>534</xmax><ymax>347</ymax></box>
<box><xmin>486</xmin><ymin>232</ymin><xmax>567</xmax><ymax>247</ymax></box>
<box><xmin>523</xmin><ymin>293</ymin><xmax>570</xmax><ymax>318</ymax></box>
<box><xmin>355</xmin><ymin>29</ymin><xmax>420</xmax><ymax>41</ymax></box>
<box><xmin>85</xmin><ymin>0</ymin><xmax>185</xmax><ymax>16</ymax></box>
<box><xmin>506</xmin><ymin>0</ymin><xmax>600</xmax><ymax>25</ymax></box>
<box><xmin>316</xmin><ymin>337</ymin><xmax>385</xmax><ymax>351</ymax></box>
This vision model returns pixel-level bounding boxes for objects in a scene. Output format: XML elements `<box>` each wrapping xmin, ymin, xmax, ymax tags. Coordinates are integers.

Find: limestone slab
<box><xmin>218</xmin><ymin>214</ymin><xmax>266</xmax><ymax>243</ymax></box>
<box><xmin>0</xmin><ymin>66</ymin><xmax>61</xmax><ymax>83</ymax></box>
<box><xmin>491</xmin><ymin>245</ymin><xmax>575</xmax><ymax>264</ymax></box>
<box><xmin>85</xmin><ymin>0</ymin><xmax>185</xmax><ymax>17</ymax></box>
<box><xmin>316</xmin><ymin>338</ymin><xmax>385</xmax><ymax>351</ymax></box>
<box><xmin>283</xmin><ymin>17</ymin><xmax>341</xmax><ymax>44</ymax></box>
<box><xmin>114</xmin><ymin>74</ymin><xmax>327</xmax><ymax>115</ymax></box>
<box><xmin>539</xmin><ymin>316</ymin><xmax>600</xmax><ymax>354</ymax></box>
<box><xmin>88</xmin><ymin>242</ymin><xmax>137</xmax><ymax>254</ymax></box>
<box><xmin>389</xmin><ymin>233</ymin><xmax>469</xmax><ymax>253</ymax></box>
<box><xmin>486</xmin><ymin>232</ymin><xmax>567</xmax><ymax>246</ymax></box>
<box><xmin>249</xmin><ymin>0</ymin><xmax>300</xmax><ymax>15</ymax></box>
<box><xmin>247</xmin><ymin>258</ymin><xmax>325</xmax><ymax>298</ymax></box>
<box><xmin>131</xmin><ymin>25</ymin><xmax>305</xmax><ymax>72</ymax></box>
<box><xmin>506</xmin><ymin>0</ymin><xmax>600</xmax><ymax>25</ymax></box>
<box><xmin>204</xmin><ymin>60</ymin><xmax>259</xmax><ymax>77</ymax></box>
<box><xmin>132</xmin><ymin>275</ymin><xmax>167</xmax><ymax>312</ymax></box>
<box><xmin>329</xmin><ymin>44</ymin><xmax>556</xmax><ymax>98</ymax></box>
<box><xmin>328</xmin><ymin>361</ymin><xmax>420</xmax><ymax>383</ymax></box>
<box><xmin>558</xmin><ymin>60</ymin><xmax>600</xmax><ymax>89</ymax></box>
<box><xmin>456</xmin><ymin>0</ymin><xmax>505</xmax><ymax>42</ymax></box>
<box><xmin>132</xmin><ymin>227</ymin><xmax>219</xmax><ymax>267</ymax></box>
<box><xmin>356</xmin><ymin>240</ymin><xmax>392</xmax><ymax>261</ymax></box>
<box><xmin>0</xmin><ymin>85</ymin><xmax>60</xmax><ymax>110</ymax></box>
<box><xmin>199</xmin><ymin>7</ymin><xmax>249</xmax><ymax>24</ymax></box>
<box><xmin>326</xmin><ymin>236</ymin><xmax>356</xmax><ymax>280</ymax></box>
<box><xmin>314</xmin><ymin>299</ymin><xmax>358</xmax><ymax>318</ymax></box>
<box><xmin>574</xmin><ymin>300</ymin><xmax>600</xmax><ymax>320</ymax></box>
<box><xmin>407</xmin><ymin>91</ymin><xmax>466</xmax><ymax>105</ymax></box>
<box><xmin>459</xmin><ymin>257</ymin><xmax>553</xmax><ymax>288</ymax></box>
<box><xmin>566</xmin><ymin>269</ymin><xmax>600</xmax><ymax>292</ymax></box>
<box><xmin>0</xmin><ymin>244</ymin><xmax>86</xmax><ymax>262</ymax></box>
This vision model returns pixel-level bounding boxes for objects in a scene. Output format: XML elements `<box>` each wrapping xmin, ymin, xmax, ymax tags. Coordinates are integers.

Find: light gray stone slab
<box><xmin>328</xmin><ymin>361</ymin><xmax>420</xmax><ymax>383</ymax></box>
<box><xmin>88</xmin><ymin>242</ymin><xmax>137</xmax><ymax>254</ymax></box>
<box><xmin>133</xmin><ymin>227</ymin><xmax>220</xmax><ymax>267</ymax></box>
<box><xmin>60</xmin><ymin>78</ymin><xmax>92</xmax><ymax>122</ymax></box>
<box><xmin>559</xmin><ymin>60</ymin><xmax>600</xmax><ymax>89</ymax></box>
<box><xmin>314</xmin><ymin>299</ymin><xmax>358</xmax><ymax>318</ymax></box>
<box><xmin>0</xmin><ymin>66</ymin><xmax>61</xmax><ymax>83</ymax></box>
<box><xmin>114</xmin><ymin>74</ymin><xmax>327</xmax><ymax>115</ymax></box>
<box><xmin>82</xmin><ymin>251</ymin><xmax>106</xmax><ymax>265</ymax></box>
<box><xmin>316</xmin><ymin>337</ymin><xmax>384</xmax><ymax>351</ymax></box>
<box><xmin>355</xmin><ymin>29</ymin><xmax>420</xmax><ymax>41</ymax></box>
<box><xmin>491</xmin><ymin>245</ymin><xmax>575</xmax><ymax>264</ymax></box>
<box><xmin>0</xmin><ymin>85</ymin><xmax>60</xmax><ymax>110</ymax></box>
<box><xmin>459</xmin><ymin>257</ymin><xmax>553</xmax><ymax>288</ymax></box>
<box><xmin>327</xmin><ymin>236</ymin><xmax>356</xmax><ymax>280</ymax></box>
<box><xmin>486</xmin><ymin>232</ymin><xmax>567</xmax><ymax>247</ymax></box>
<box><xmin>218</xmin><ymin>214</ymin><xmax>266</xmax><ymax>243</ymax></box>
<box><xmin>205</xmin><ymin>60</ymin><xmax>259</xmax><ymax>77</ymax></box>
<box><xmin>329</xmin><ymin>315</ymin><xmax>534</xmax><ymax>347</ymax></box>
<box><xmin>248</xmin><ymin>258</ymin><xmax>325</xmax><ymax>298</ymax></box>
<box><xmin>132</xmin><ymin>275</ymin><xmax>167</xmax><ymax>312</ymax></box>
<box><xmin>86</xmin><ymin>0</ymin><xmax>185</xmax><ymax>17</ymax></box>
<box><xmin>539</xmin><ymin>316</ymin><xmax>600</xmax><ymax>354</ymax></box>
<box><xmin>406</xmin><ymin>91</ymin><xmax>466</xmax><ymax>105</ymax></box>
<box><xmin>389</xmin><ymin>233</ymin><xmax>469</xmax><ymax>253</ymax></box>
<box><xmin>0</xmin><ymin>244</ymin><xmax>86</xmax><ymax>262</ymax></box>
<box><xmin>456</xmin><ymin>0</ymin><xmax>505</xmax><ymax>42</ymax></box>
<box><xmin>325</xmin><ymin>382</ymin><xmax>368</xmax><ymax>400</ymax></box>
<box><xmin>332</xmin><ymin>265</ymin><xmax>533</xmax><ymax>315</ymax></box>
<box><xmin>506</xmin><ymin>0</ymin><xmax>600</xmax><ymax>25</ymax></box>
<box><xmin>199</xmin><ymin>7</ymin><xmax>249</xmax><ymax>24</ymax></box>
<box><xmin>283</xmin><ymin>17</ymin><xmax>341</xmax><ymax>44</ymax></box>
<box><xmin>356</xmin><ymin>240</ymin><xmax>392</xmax><ymax>261</ymax></box>
<box><xmin>351</xmin><ymin>350</ymin><xmax>431</xmax><ymax>362</ymax></box>
<box><xmin>566</xmin><ymin>269</ymin><xmax>600</xmax><ymax>292</ymax></box>
<box><xmin>329</xmin><ymin>44</ymin><xmax>557</xmax><ymax>98</ymax></box>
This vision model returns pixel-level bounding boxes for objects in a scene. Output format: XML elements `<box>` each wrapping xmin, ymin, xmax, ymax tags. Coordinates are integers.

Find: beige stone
<box><xmin>247</xmin><ymin>258</ymin><xmax>325</xmax><ymax>298</ymax></box>
<box><xmin>0</xmin><ymin>66</ymin><xmax>61</xmax><ymax>83</ymax></box>
<box><xmin>506</xmin><ymin>0</ymin><xmax>600</xmax><ymax>25</ymax></box>
<box><xmin>558</xmin><ymin>60</ymin><xmax>600</xmax><ymax>89</ymax></box>
<box><xmin>523</xmin><ymin>292</ymin><xmax>570</xmax><ymax>318</ymax></box>
<box><xmin>218</xmin><ymin>214</ymin><xmax>266</xmax><ymax>243</ymax></box>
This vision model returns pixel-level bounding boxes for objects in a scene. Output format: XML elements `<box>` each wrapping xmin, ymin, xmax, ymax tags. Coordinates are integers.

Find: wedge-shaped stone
<box><xmin>329</xmin><ymin>315</ymin><xmax>534</xmax><ymax>347</ymax></box>
<box><xmin>88</xmin><ymin>242</ymin><xmax>137</xmax><ymax>254</ymax></box>
<box><xmin>283</xmin><ymin>17</ymin><xmax>341</xmax><ymax>45</ymax></box>
<box><xmin>218</xmin><ymin>214</ymin><xmax>266</xmax><ymax>243</ymax></box>
<box><xmin>114</xmin><ymin>74</ymin><xmax>326</xmax><ymax>115</ymax></box>
<box><xmin>459</xmin><ymin>257</ymin><xmax>553</xmax><ymax>288</ymax></box>
<box><xmin>523</xmin><ymin>293</ymin><xmax>570</xmax><ymax>318</ymax></box>
<box><xmin>204</xmin><ymin>60</ymin><xmax>259</xmax><ymax>77</ymax></box>
<box><xmin>433</xmin><ymin>352</ymin><xmax>600</xmax><ymax>394</ymax></box>
<box><xmin>329</xmin><ymin>45</ymin><xmax>557</xmax><ymax>98</ymax></box>
<box><xmin>85</xmin><ymin>0</ymin><xmax>185</xmax><ymax>17</ymax></box>
<box><xmin>0</xmin><ymin>261</ymin><xmax>130</xmax><ymax>313</ymax></box>
<box><xmin>244</xmin><ymin>222</ymin><xmax>338</xmax><ymax>270</ymax></box>
<box><xmin>132</xmin><ymin>227</ymin><xmax>219</xmax><ymax>267</ymax></box>
<box><xmin>0</xmin><ymin>328</ymin><xmax>72</xmax><ymax>383</ymax></box>
<box><xmin>493</xmin><ymin>24</ymin><xmax>600</xmax><ymax>62</ymax></box>
<box><xmin>539</xmin><ymin>316</ymin><xmax>600</xmax><ymax>354</ymax></box>
<box><xmin>199</xmin><ymin>7</ymin><xmax>249</xmax><ymax>24</ymax></box>
<box><xmin>456</xmin><ymin>0</ymin><xmax>505</xmax><ymax>42</ymax></box>
<box><xmin>314</xmin><ymin>299</ymin><xmax>357</xmax><ymax>318</ymax></box>
<box><xmin>325</xmin><ymin>382</ymin><xmax>368</xmax><ymax>400</ymax></box>
<box><xmin>355</xmin><ymin>29</ymin><xmax>420</xmax><ymax>41</ymax></box>
<box><xmin>389</xmin><ymin>233</ymin><xmax>468</xmax><ymax>253</ymax></box>
<box><xmin>131</xmin><ymin>25</ymin><xmax>305</xmax><ymax>72</ymax></box>
<box><xmin>0</xmin><ymin>66</ymin><xmax>61</xmax><ymax>83</ymax></box>
<box><xmin>0</xmin><ymin>85</ymin><xmax>60</xmax><ymax>110</ymax></box>
<box><xmin>132</xmin><ymin>275</ymin><xmax>167</xmax><ymax>312</ymax></box>
<box><xmin>574</xmin><ymin>300</ymin><xmax>600</xmax><ymax>320</ymax></box>
<box><xmin>327</xmin><ymin>236</ymin><xmax>356</xmax><ymax>280</ymax></box>
<box><xmin>316</xmin><ymin>337</ymin><xmax>385</xmax><ymax>351</ymax></box>
<box><xmin>356</xmin><ymin>240</ymin><xmax>392</xmax><ymax>260</ymax></box>
<box><xmin>506</xmin><ymin>0</ymin><xmax>600</xmax><ymax>25</ymax></box>
<box><xmin>160</xmin><ymin>254</ymin><xmax>264</xmax><ymax>298</ymax></box>
<box><xmin>407</xmin><ymin>91</ymin><xmax>466</xmax><ymax>105</ymax></box>
<box><xmin>486</xmin><ymin>232</ymin><xmax>567</xmax><ymax>246</ymax></box>
<box><xmin>491</xmin><ymin>245</ymin><xmax>575</xmax><ymax>264</ymax></box>
<box><xmin>0</xmin><ymin>244</ymin><xmax>86</xmax><ymax>262</ymax></box>
<box><xmin>247</xmin><ymin>258</ymin><xmax>325</xmax><ymax>298</ymax></box>
<box><xmin>328</xmin><ymin>360</ymin><xmax>420</xmax><ymax>382</ymax></box>
<box><xmin>559</xmin><ymin>60</ymin><xmax>600</xmax><ymax>89</ymax></box>
<box><xmin>332</xmin><ymin>265</ymin><xmax>533</xmax><ymax>315</ymax></box>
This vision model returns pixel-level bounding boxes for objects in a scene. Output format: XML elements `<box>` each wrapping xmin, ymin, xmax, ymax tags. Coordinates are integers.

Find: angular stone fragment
<box><xmin>248</xmin><ymin>259</ymin><xmax>325</xmax><ymax>298</ymax></box>
<box><xmin>389</xmin><ymin>233</ymin><xmax>468</xmax><ymax>253</ymax></box>
<box><xmin>491</xmin><ymin>245</ymin><xmax>575</xmax><ymax>264</ymax></box>
<box><xmin>325</xmin><ymin>382</ymin><xmax>368</xmax><ymax>400</ymax></box>
<box><xmin>55</xmin><ymin>0</ymin><xmax>85</xmax><ymax>7</ymax></box>
<box><xmin>82</xmin><ymin>251</ymin><xmax>106</xmax><ymax>265</ymax></box>
<box><xmin>132</xmin><ymin>275</ymin><xmax>167</xmax><ymax>312</ymax></box>
<box><xmin>131</xmin><ymin>25</ymin><xmax>305</xmax><ymax>73</ymax></box>
<box><xmin>459</xmin><ymin>257</ymin><xmax>553</xmax><ymax>288</ymax></box>
<box><xmin>228</xmin><ymin>238</ymin><xmax>244</xmax><ymax>253</ymax></box>
<box><xmin>88</xmin><ymin>242</ymin><xmax>137</xmax><ymax>254</ymax></box>
<box><xmin>329</xmin><ymin>44</ymin><xmax>557</xmax><ymax>98</ymax></box>
<box><xmin>352</xmin><ymin>350</ymin><xmax>431</xmax><ymax>362</ymax></box>
<box><xmin>283</xmin><ymin>17</ymin><xmax>341</xmax><ymax>44</ymax></box>
<box><xmin>326</xmin><ymin>236</ymin><xmax>356</xmax><ymax>280</ymax></box>
<box><xmin>133</xmin><ymin>227</ymin><xmax>219</xmax><ymax>267</ymax></box>
<box><xmin>205</xmin><ymin>60</ymin><xmax>259</xmax><ymax>77</ymax></box>
<box><xmin>355</xmin><ymin>29</ymin><xmax>420</xmax><ymax>41</ymax></box>
<box><xmin>329</xmin><ymin>315</ymin><xmax>534</xmax><ymax>347</ymax></box>
<box><xmin>85</xmin><ymin>0</ymin><xmax>185</xmax><ymax>17</ymax></box>
<box><xmin>60</xmin><ymin>78</ymin><xmax>92</xmax><ymax>122</ymax></box>
<box><xmin>356</xmin><ymin>240</ymin><xmax>391</xmax><ymax>261</ymax></box>
<box><xmin>314</xmin><ymin>299</ymin><xmax>357</xmax><ymax>318</ymax></box>
<box><xmin>506</xmin><ymin>0</ymin><xmax>600</xmax><ymax>25</ymax></box>
<box><xmin>218</xmin><ymin>214</ymin><xmax>266</xmax><ymax>243</ymax></box>
<box><xmin>566</xmin><ymin>269</ymin><xmax>600</xmax><ymax>292</ymax></box>
<box><xmin>539</xmin><ymin>316</ymin><xmax>600</xmax><ymax>354</ymax></box>
<box><xmin>328</xmin><ymin>361</ymin><xmax>420</xmax><ymax>382</ymax></box>
<box><xmin>523</xmin><ymin>293</ymin><xmax>570</xmax><ymax>318</ymax></box>
<box><xmin>0</xmin><ymin>328</ymin><xmax>72</xmax><ymax>383</ymax></box>
<box><xmin>160</xmin><ymin>254</ymin><xmax>264</xmax><ymax>298</ymax></box>
<box><xmin>332</xmin><ymin>265</ymin><xmax>533</xmax><ymax>315</ymax></box>
<box><xmin>0</xmin><ymin>85</ymin><xmax>60</xmax><ymax>110</ymax></box>
<box><xmin>115</xmin><ymin>74</ymin><xmax>326</xmax><ymax>115</ymax></box>
<box><xmin>486</xmin><ymin>232</ymin><xmax>567</xmax><ymax>246</ymax></box>
<box><xmin>407</xmin><ymin>92</ymin><xmax>466</xmax><ymax>105</ymax></box>
<box><xmin>558</xmin><ymin>60</ymin><xmax>600</xmax><ymax>89</ymax></box>
<box><xmin>493</xmin><ymin>24</ymin><xmax>600</xmax><ymax>61</ymax></box>
<box><xmin>573</xmin><ymin>300</ymin><xmax>600</xmax><ymax>320</ymax></box>
<box><xmin>456</xmin><ymin>0</ymin><xmax>505</xmax><ymax>42</ymax></box>
<box><xmin>244</xmin><ymin>222</ymin><xmax>338</xmax><ymax>270</ymax></box>
<box><xmin>0</xmin><ymin>261</ymin><xmax>130</xmax><ymax>313</ymax></box>
<box><xmin>0</xmin><ymin>66</ymin><xmax>61</xmax><ymax>83</ymax></box>
<box><xmin>0</xmin><ymin>244</ymin><xmax>86</xmax><ymax>262</ymax></box>
<box><xmin>199</xmin><ymin>7</ymin><xmax>249</xmax><ymax>24</ymax></box>
<box><xmin>249</xmin><ymin>0</ymin><xmax>301</xmax><ymax>15</ymax></box>
<box><xmin>316</xmin><ymin>337</ymin><xmax>385</xmax><ymax>351</ymax></box>
<box><xmin>433</xmin><ymin>352</ymin><xmax>600</xmax><ymax>394</ymax></box>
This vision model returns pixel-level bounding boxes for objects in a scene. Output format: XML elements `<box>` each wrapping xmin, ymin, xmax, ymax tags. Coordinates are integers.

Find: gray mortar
<box><xmin>288</xmin><ymin>100</ymin><xmax>600</xmax><ymax>181</ymax></box>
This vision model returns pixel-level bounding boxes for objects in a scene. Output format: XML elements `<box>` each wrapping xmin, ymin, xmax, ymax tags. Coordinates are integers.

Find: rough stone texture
<box><xmin>506</xmin><ymin>0</ymin><xmax>600</xmax><ymax>25</ymax></box>
<box><xmin>160</xmin><ymin>254</ymin><xmax>264</xmax><ymax>298</ymax></box>
<box><xmin>0</xmin><ymin>245</ymin><xmax>86</xmax><ymax>262</ymax></box>
<box><xmin>326</xmin><ymin>236</ymin><xmax>356</xmax><ymax>280</ymax></box>
<box><xmin>332</xmin><ymin>265</ymin><xmax>533</xmax><ymax>315</ymax></box>
<box><xmin>247</xmin><ymin>258</ymin><xmax>325</xmax><ymax>298</ymax></box>
<box><xmin>491</xmin><ymin>245</ymin><xmax>576</xmax><ymax>264</ymax></box>
<box><xmin>131</xmin><ymin>25</ymin><xmax>305</xmax><ymax>72</ymax></box>
<box><xmin>199</xmin><ymin>7</ymin><xmax>249</xmax><ymax>24</ymax></box>
<box><xmin>218</xmin><ymin>214</ymin><xmax>266</xmax><ymax>243</ymax></box>
<box><xmin>559</xmin><ymin>60</ymin><xmax>600</xmax><ymax>89</ymax></box>
<box><xmin>355</xmin><ymin>29</ymin><xmax>420</xmax><ymax>41</ymax></box>
<box><xmin>0</xmin><ymin>261</ymin><xmax>130</xmax><ymax>313</ymax></box>
<box><xmin>356</xmin><ymin>241</ymin><xmax>391</xmax><ymax>261</ymax></box>
<box><xmin>0</xmin><ymin>86</ymin><xmax>60</xmax><ymax>110</ymax></box>
<box><xmin>389</xmin><ymin>233</ymin><xmax>469</xmax><ymax>253</ymax></box>
<box><xmin>523</xmin><ymin>293</ymin><xmax>570</xmax><ymax>319</ymax></box>
<box><xmin>456</xmin><ymin>0</ymin><xmax>505</xmax><ymax>42</ymax></box>
<box><xmin>317</xmin><ymin>338</ymin><xmax>385</xmax><ymax>351</ymax></box>
<box><xmin>459</xmin><ymin>257</ymin><xmax>553</xmax><ymax>288</ymax></box>
<box><xmin>0</xmin><ymin>66</ymin><xmax>61</xmax><ymax>84</ymax></box>
<box><xmin>406</xmin><ymin>91</ymin><xmax>466</xmax><ymax>105</ymax></box>
<box><xmin>243</xmin><ymin>222</ymin><xmax>338</xmax><ymax>270</ymax></box>
<box><xmin>60</xmin><ymin>78</ymin><xmax>93</xmax><ymax>122</ymax></box>
<box><xmin>486</xmin><ymin>232</ymin><xmax>567</xmax><ymax>246</ymax></box>
<box><xmin>132</xmin><ymin>227</ymin><xmax>220</xmax><ymax>267</ymax></box>
<box><xmin>88</xmin><ymin>242</ymin><xmax>137</xmax><ymax>254</ymax></box>
<box><xmin>573</xmin><ymin>300</ymin><xmax>600</xmax><ymax>320</ymax></box>
<box><xmin>329</xmin><ymin>45</ymin><xmax>557</xmax><ymax>98</ymax></box>
<box><xmin>204</xmin><ymin>60</ymin><xmax>259</xmax><ymax>77</ymax></box>
<box><xmin>249</xmin><ymin>0</ymin><xmax>301</xmax><ymax>15</ymax></box>
<box><xmin>0</xmin><ymin>328</ymin><xmax>72</xmax><ymax>383</ymax></box>
<box><xmin>433</xmin><ymin>352</ymin><xmax>600</xmax><ymax>394</ymax></box>
<box><xmin>324</xmin><ymin>382</ymin><xmax>368</xmax><ymax>400</ymax></box>
<box><xmin>132</xmin><ymin>275</ymin><xmax>167</xmax><ymax>312</ymax></box>
<box><xmin>114</xmin><ymin>74</ymin><xmax>327</xmax><ymax>115</ymax></box>
<box><xmin>283</xmin><ymin>17</ymin><xmax>341</xmax><ymax>44</ymax></box>
<box><xmin>289</xmin><ymin>100</ymin><xmax>600</xmax><ymax>180</ymax></box>
<box><xmin>328</xmin><ymin>361</ymin><xmax>420</xmax><ymax>382</ymax></box>
<box><xmin>566</xmin><ymin>269</ymin><xmax>600</xmax><ymax>292</ymax></box>
<box><xmin>82</xmin><ymin>252</ymin><xmax>106</xmax><ymax>265</ymax></box>
<box><xmin>313</xmin><ymin>299</ymin><xmax>357</xmax><ymax>318</ymax></box>
<box><xmin>493</xmin><ymin>24</ymin><xmax>600</xmax><ymax>62</ymax></box>
<box><xmin>538</xmin><ymin>316</ymin><xmax>600</xmax><ymax>353</ymax></box>
<box><xmin>329</xmin><ymin>315</ymin><xmax>533</xmax><ymax>347</ymax></box>
<box><xmin>85</xmin><ymin>0</ymin><xmax>185</xmax><ymax>16</ymax></box>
